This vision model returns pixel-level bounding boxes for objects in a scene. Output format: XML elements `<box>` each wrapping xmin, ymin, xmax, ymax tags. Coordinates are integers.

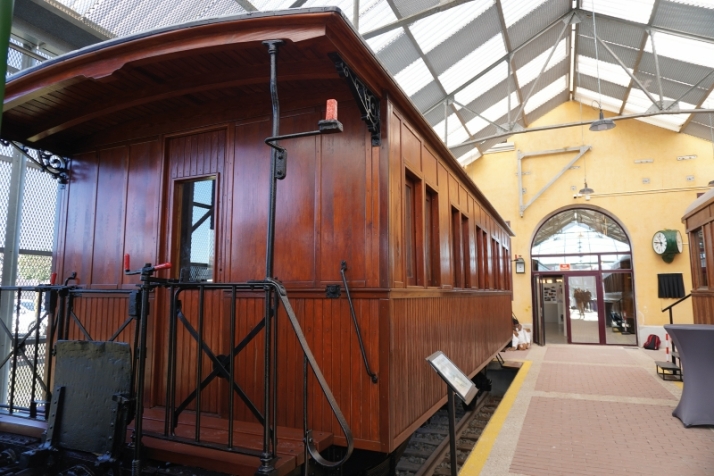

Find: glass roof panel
<box><xmin>252</xmin><ymin>0</ymin><xmax>297</xmax><ymax>9</ymax></box>
<box><xmin>501</xmin><ymin>0</ymin><xmax>550</xmax><ymax>27</ymax></box>
<box><xmin>366</xmin><ymin>28</ymin><xmax>404</xmax><ymax>53</ymax></box>
<box><xmin>447</xmin><ymin>124</ymin><xmax>471</xmax><ymax>145</ymax></box>
<box><xmin>409</xmin><ymin>0</ymin><xmax>492</xmax><ymax>53</ymax></box>
<box><xmin>580</xmin><ymin>0</ymin><xmax>656</xmax><ymax>24</ymax></box>
<box><xmin>623</xmin><ymin>89</ymin><xmax>693</xmax><ymax>129</ymax></box>
<box><xmin>516</xmin><ymin>38</ymin><xmax>567</xmax><ymax>88</ymax></box>
<box><xmin>576</xmin><ymin>55</ymin><xmax>632</xmax><ymax>87</ymax></box>
<box><xmin>644</xmin><ymin>32</ymin><xmax>714</xmax><ymax>69</ymax></box>
<box><xmin>432</xmin><ymin>113</ymin><xmax>462</xmax><ymax>141</ymax></box>
<box><xmin>457</xmin><ymin>148</ymin><xmax>482</xmax><ymax>166</ymax></box>
<box><xmin>55</xmin><ymin>0</ymin><xmax>95</xmax><ymax>16</ymax></box>
<box><xmin>438</xmin><ymin>35</ymin><xmax>506</xmax><ymax>94</ymax></box>
<box><xmin>574</xmin><ymin>88</ymin><xmax>623</xmax><ymax>113</ymax></box>
<box><xmin>356</xmin><ymin>0</ymin><xmax>397</xmax><ymax>31</ymax></box>
<box><xmin>463</xmin><ymin>93</ymin><xmax>520</xmax><ymax>135</ymax></box>
<box><xmin>669</xmin><ymin>0</ymin><xmax>714</xmax><ymax>8</ymax></box>
<box><xmin>702</xmin><ymin>91</ymin><xmax>714</xmax><ymax>109</ymax></box>
<box><xmin>395</xmin><ymin>58</ymin><xmax>434</xmax><ymax>96</ymax></box>
<box><xmin>525</xmin><ymin>76</ymin><xmax>567</xmax><ymax>114</ymax></box>
<box><xmin>454</xmin><ymin>62</ymin><xmax>509</xmax><ymax>106</ymax></box>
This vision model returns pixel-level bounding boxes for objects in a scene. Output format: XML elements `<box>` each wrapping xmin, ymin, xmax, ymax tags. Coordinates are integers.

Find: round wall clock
<box><xmin>652</xmin><ymin>230</ymin><xmax>683</xmax><ymax>263</ymax></box>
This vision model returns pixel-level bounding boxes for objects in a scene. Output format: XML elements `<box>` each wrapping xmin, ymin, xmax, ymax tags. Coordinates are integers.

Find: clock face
<box><xmin>676</xmin><ymin>231</ymin><xmax>683</xmax><ymax>253</ymax></box>
<box><xmin>652</xmin><ymin>232</ymin><xmax>667</xmax><ymax>255</ymax></box>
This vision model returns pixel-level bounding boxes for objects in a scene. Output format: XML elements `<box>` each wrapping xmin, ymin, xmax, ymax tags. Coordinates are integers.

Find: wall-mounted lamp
<box><xmin>514</xmin><ymin>256</ymin><xmax>526</xmax><ymax>274</ymax></box>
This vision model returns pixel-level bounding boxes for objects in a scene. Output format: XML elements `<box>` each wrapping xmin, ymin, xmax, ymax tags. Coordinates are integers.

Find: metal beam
<box><xmin>362</xmin><ymin>0</ymin><xmax>477</xmax><ymax>39</ymax></box>
<box><xmin>518</xmin><ymin>146</ymin><xmax>591</xmax><ymax>217</ymax></box>
<box><xmin>422</xmin><ymin>10</ymin><xmax>575</xmax><ymax>117</ymax></box>
<box><xmin>289</xmin><ymin>0</ymin><xmax>308</xmax><ymax>7</ymax></box>
<box><xmin>513</xmin><ymin>15</ymin><xmax>571</xmax><ymax>128</ymax></box>
<box><xmin>453</xmin><ymin>107</ymin><xmax>714</xmax><ymax>148</ymax></box>
<box><xmin>384</xmin><ymin>0</ymin><xmax>472</xmax><ymax>146</ymax></box>
<box><xmin>234</xmin><ymin>0</ymin><xmax>257</xmax><ymax>12</ymax></box>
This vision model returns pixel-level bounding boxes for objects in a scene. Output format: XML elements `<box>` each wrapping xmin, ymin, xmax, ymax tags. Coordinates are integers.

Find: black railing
<box><xmin>661</xmin><ymin>293</ymin><xmax>691</xmax><ymax>367</ymax></box>
<box><xmin>159</xmin><ymin>279</ymin><xmax>354</xmax><ymax>470</ymax></box>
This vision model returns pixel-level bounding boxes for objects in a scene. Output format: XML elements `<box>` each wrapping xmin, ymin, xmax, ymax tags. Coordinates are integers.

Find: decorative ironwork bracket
<box><xmin>0</xmin><ymin>138</ymin><xmax>69</xmax><ymax>186</ymax></box>
<box><xmin>329</xmin><ymin>53</ymin><xmax>381</xmax><ymax>146</ymax></box>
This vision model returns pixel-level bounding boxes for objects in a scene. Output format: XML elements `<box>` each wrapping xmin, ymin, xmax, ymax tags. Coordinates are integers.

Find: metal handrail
<box><xmin>340</xmin><ymin>261</ymin><xmax>378</xmax><ymax>383</ymax></box>
<box><xmin>660</xmin><ymin>293</ymin><xmax>691</xmax><ymax>367</ymax></box>
<box><xmin>661</xmin><ymin>293</ymin><xmax>691</xmax><ymax>321</ymax></box>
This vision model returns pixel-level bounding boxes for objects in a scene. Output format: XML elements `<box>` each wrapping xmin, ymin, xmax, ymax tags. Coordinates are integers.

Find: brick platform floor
<box><xmin>474</xmin><ymin>344</ymin><xmax>714</xmax><ymax>476</ymax></box>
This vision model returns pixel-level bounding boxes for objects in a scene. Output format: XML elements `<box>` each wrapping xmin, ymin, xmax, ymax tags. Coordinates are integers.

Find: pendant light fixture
<box><xmin>578</xmin><ymin>101</ymin><xmax>595</xmax><ymax>197</ymax></box>
<box><xmin>589</xmin><ymin>2</ymin><xmax>615</xmax><ymax>132</ymax></box>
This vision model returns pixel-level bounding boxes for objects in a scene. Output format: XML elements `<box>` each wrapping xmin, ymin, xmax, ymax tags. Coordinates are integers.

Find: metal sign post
<box><xmin>426</xmin><ymin>351</ymin><xmax>477</xmax><ymax>476</ymax></box>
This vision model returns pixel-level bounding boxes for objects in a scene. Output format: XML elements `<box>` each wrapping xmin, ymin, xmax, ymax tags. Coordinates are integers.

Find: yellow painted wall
<box><xmin>466</xmin><ymin>101</ymin><xmax>709</xmax><ymax>329</ymax></box>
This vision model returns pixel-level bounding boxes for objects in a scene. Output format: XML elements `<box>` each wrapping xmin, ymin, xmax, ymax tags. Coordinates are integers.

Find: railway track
<box><xmin>395</xmin><ymin>393</ymin><xmax>502</xmax><ymax>476</ymax></box>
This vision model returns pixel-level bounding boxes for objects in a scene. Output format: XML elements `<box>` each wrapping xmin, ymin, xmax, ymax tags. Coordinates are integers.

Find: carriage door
<box><xmin>565</xmin><ymin>273</ymin><xmax>604</xmax><ymax>344</ymax></box>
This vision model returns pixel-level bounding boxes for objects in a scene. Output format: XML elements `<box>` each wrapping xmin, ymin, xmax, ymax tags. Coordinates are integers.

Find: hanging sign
<box><xmin>559</xmin><ymin>264</ymin><xmax>571</xmax><ymax>271</ymax></box>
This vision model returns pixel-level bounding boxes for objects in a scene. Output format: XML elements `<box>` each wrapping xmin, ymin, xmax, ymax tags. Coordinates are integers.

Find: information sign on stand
<box><xmin>426</xmin><ymin>351</ymin><xmax>477</xmax><ymax>476</ymax></box>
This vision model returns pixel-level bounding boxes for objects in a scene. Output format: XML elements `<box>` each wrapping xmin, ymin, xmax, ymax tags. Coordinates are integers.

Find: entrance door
<box><xmin>532</xmin><ymin>275</ymin><xmax>545</xmax><ymax>345</ymax></box>
<box><xmin>566</xmin><ymin>274</ymin><xmax>603</xmax><ymax>344</ymax></box>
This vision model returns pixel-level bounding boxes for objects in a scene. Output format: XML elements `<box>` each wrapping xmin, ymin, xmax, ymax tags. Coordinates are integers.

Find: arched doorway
<box><xmin>530</xmin><ymin>208</ymin><xmax>637</xmax><ymax>346</ymax></box>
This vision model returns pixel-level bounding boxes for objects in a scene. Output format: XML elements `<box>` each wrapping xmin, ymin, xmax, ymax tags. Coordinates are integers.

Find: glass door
<box><xmin>566</xmin><ymin>274</ymin><xmax>603</xmax><ymax>344</ymax></box>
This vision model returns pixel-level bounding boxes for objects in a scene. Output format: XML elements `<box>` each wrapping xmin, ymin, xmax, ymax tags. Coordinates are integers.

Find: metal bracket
<box><xmin>518</xmin><ymin>145</ymin><xmax>591</xmax><ymax>217</ymax></box>
<box><xmin>329</xmin><ymin>53</ymin><xmax>381</xmax><ymax>146</ymax></box>
<box><xmin>0</xmin><ymin>139</ymin><xmax>70</xmax><ymax>185</ymax></box>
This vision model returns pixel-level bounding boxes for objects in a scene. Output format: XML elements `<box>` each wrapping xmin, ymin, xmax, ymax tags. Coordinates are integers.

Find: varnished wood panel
<box><xmin>91</xmin><ymin>146</ymin><xmax>128</xmax><ymax>287</ymax></box>
<box><xmin>122</xmin><ymin>140</ymin><xmax>162</xmax><ymax>287</ymax></box>
<box><xmin>692</xmin><ymin>292</ymin><xmax>714</xmax><ymax>324</ymax></box>
<box><xmin>61</xmin><ymin>152</ymin><xmax>99</xmax><ymax>285</ymax></box>
<box><xmin>319</xmin><ymin>103</ymin><xmax>368</xmax><ymax>284</ymax></box>
<box><xmin>388</xmin><ymin>293</ymin><xmax>512</xmax><ymax>449</ymax></box>
<box><xmin>389</xmin><ymin>109</ymin><xmax>404</xmax><ymax>287</ymax></box>
<box><xmin>66</xmin><ymin>294</ymin><xmax>134</xmax><ymax>344</ymax></box>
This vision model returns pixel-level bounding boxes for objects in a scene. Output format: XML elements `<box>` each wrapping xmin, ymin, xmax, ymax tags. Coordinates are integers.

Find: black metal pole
<box><xmin>447</xmin><ymin>387</ymin><xmax>458</xmax><ymax>476</ymax></box>
<box><xmin>132</xmin><ymin>276</ymin><xmax>151</xmax><ymax>476</ymax></box>
<box><xmin>258</xmin><ymin>38</ymin><xmax>283</xmax><ymax>476</ymax></box>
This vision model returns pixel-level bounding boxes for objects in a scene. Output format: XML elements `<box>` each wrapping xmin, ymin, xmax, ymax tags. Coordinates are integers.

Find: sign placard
<box><xmin>559</xmin><ymin>263</ymin><xmax>571</xmax><ymax>271</ymax></box>
<box><xmin>426</xmin><ymin>351</ymin><xmax>477</xmax><ymax>405</ymax></box>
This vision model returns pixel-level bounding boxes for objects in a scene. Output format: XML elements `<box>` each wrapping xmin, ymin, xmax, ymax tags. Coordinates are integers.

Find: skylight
<box><xmin>580</xmin><ymin>0</ymin><xmax>656</xmax><ymax>24</ymax></box>
<box><xmin>525</xmin><ymin>76</ymin><xmax>567</xmax><ymax>114</ymax></box>
<box><xmin>574</xmin><ymin>88</ymin><xmax>623</xmax><ymax>114</ymax></box>
<box><xmin>365</xmin><ymin>28</ymin><xmax>404</xmax><ymax>53</ymax></box>
<box><xmin>516</xmin><ymin>39</ymin><xmax>568</xmax><ymax>88</ymax></box>
<box><xmin>464</xmin><ymin>92</ymin><xmax>520</xmax><ymax>136</ymax></box>
<box><xmin>669</xmin><ymin>0</ymin><xmax>714</xmax><ymax>8</ymax></box>
<box><xmin>438</xmin><ymin>35</ymin><xmax>507</xmax><ymax>94</ymax></box>
<box><xmin>577</xmin><ymin>55</ymin><xmax>632</xmax><ymax>87</ymax></box>
<box><xmin>501</xmin><ymin>0</ymin><xmax>550</xmax><ymax>27</ymax></box>
<box><xmin>644</xmin><ymin>32</ymin><xmax>714</xmax><ymax>69</ymax></box>
<box><xmin>408</xmin><ymin>0</ymin><xmax>492</xmax><ymax>53</ymax></box>
<box><xmin>432</xmin><ymin>113</ymin><xmax>467</xmax><ymax>143</ymax></box>
<box><xmin>356</xmin><ymin>0</ymin><xmax>397</xmax><ymax>32</ymax></box>
<box><xmin>394</xmin><ymin>58</ymin><xmax>434</xmax><ymax>96</ymax></box>
<box><xmin>454</xmin><ymin>62</ymin><xmax>509</xmax><ymax>106</ymax></box>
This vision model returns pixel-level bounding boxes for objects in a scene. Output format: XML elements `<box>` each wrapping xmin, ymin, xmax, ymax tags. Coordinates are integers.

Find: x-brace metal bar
<box><xmin>0</xmin><ymin>317</ymin><xmax>49</xmax><ymax>394</ymax></box>
<box><xmin>172</xmin><ymin>308</ymin><xmax>264</xmax><ymax>426</ymax></box>
<box><xmin>519</xmin><ymin>145</ymin><xmax>591</xmax><ymax>217</ymax></box>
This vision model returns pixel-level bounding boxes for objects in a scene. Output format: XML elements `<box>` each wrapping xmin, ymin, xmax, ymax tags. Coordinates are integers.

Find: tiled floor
<box><xmin>471</xmin><ymin>344</ymin><xmax>714</xmax><ymax>475</ymax></box>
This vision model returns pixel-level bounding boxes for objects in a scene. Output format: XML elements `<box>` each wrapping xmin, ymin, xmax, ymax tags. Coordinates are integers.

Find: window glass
<box><xmin>177</xmin><ymin>177</ymin><xmax>215</xmax><ymax>282</ymax></box>
<box><xmin>697</xmin><ymin>228</ymin><xmax>708</xmax><ymax>287</ymax></box>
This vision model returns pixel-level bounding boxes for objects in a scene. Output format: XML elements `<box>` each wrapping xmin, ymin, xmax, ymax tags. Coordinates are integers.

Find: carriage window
<box><xmin>696</xmin><ymin>228</ymin><xmax>708</xmax><ymax>288</ymax></box>
<box><xmin>425</xmin><ymin>187</ymin><xmax>440</xmax><ymax>286</ymax></box>
<box><xmin>451</xmin><ymin>208</ymin><xmax>462</xmax><ymax>287</ymax></box>
<box><xmin>176</xmin><ymin>177</ymin><xmax>216</xmax><ymax>282</ymax></box>
<box><xmin>491</xmin><ymin>238</ymin><xmax>500</xmax><ymax>290</ymax></box>
<box><xmin>461</xmin><ymin>215</ymin><xmax>471</xmax><ymax>288</ymax></box>
<box><xmin>405</xmin><ymin>174</ymin><xmax>418</xmax><ymax>286</ymax></box>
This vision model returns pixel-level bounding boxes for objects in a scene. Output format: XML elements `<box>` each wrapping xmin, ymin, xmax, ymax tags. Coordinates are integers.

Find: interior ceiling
<box><xmin>28</xmin><ymin>0</ymin><xmax>714</xmax><ymax>163</ymax></box>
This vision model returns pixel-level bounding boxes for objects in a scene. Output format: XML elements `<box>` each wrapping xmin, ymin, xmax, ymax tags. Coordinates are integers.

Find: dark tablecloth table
<box><xmin>664</xmin><ymin>324</ymin><xmax>714</xmax><ymax>427</ymax></box>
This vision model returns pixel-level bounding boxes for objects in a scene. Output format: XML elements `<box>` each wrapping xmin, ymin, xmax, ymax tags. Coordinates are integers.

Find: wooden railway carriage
<box><xmin>1</xmin><ymin>7</ymin><xmax>513</xmax><ymax>474</ymax></box>
<box><xmin>683</xmin><ymin>188</ymin><xmax>714</xmax><ymax>324</ymax></box>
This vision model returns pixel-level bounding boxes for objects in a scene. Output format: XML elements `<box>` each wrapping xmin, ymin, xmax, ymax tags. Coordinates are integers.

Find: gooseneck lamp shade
<box><xmin>590</xmin><ymin>109</ymin><xmax>616</xmax><ymax>131</ymax></box>
<box><xmin>579</xmin><ymin>182</ymin><xmax>595</xmax><ymax>195</ymax></box>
